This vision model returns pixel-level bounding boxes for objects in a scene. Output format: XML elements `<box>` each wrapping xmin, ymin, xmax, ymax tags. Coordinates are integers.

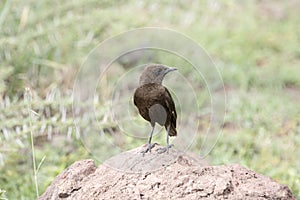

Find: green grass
<box><xmin>0</xmin><ymin>0</ymin><xmax>300</xmax><ymax>199</ymax></box>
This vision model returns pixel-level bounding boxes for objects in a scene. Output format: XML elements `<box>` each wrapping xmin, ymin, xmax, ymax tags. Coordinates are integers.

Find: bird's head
<box><xmin>139</xmin><ymin>64</ymin><xmax>177</xmax><ymax>85</ymax></box>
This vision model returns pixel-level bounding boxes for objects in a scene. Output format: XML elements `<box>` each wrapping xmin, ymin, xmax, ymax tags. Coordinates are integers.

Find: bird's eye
<box><xmin>155</xmin><ymin>68</ymin><xmax>162</xmax><ymax>75</ymax></box>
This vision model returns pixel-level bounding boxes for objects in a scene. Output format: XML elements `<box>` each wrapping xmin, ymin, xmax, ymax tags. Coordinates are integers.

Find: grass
<box><xmin>0</xmin><ymin>0</ymin><xmax>300</xmax><ymax>199</ymax></box>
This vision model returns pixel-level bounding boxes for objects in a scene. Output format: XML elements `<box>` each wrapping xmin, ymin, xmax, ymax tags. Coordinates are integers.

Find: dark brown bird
<box><xmin>134</xmin><ymin>64</ymin><xmax>177</xmax><ymax>154</ymax></box>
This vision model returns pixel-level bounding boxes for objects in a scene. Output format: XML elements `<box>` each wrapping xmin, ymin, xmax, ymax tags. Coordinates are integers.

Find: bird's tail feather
<box><xmin>168</xmin><ymin>124</ymin><xmax>177</xmax><ymax>136</ymax></box>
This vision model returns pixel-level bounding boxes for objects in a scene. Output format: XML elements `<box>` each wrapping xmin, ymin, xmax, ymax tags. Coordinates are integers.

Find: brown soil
<box><xmin>39</xmin><ymin>144</ymin><xmax>296</xmax><ymax>200</ymax></box>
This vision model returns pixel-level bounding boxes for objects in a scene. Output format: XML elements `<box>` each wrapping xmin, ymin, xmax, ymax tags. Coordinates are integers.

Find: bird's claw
<box><xmin>141</xmin><ymin>143</ymin><xmax>157</xmax><ymax>155</ymax></box>
<box><xmin>156</xmin><ymin>144</ymin><xmax>174</xmax><ymax>154</ymax></box>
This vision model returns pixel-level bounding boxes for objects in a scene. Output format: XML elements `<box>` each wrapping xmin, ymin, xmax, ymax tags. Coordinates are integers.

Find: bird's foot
<box><xmin>156</xmin><ymin>144</ymin><xmax>174</xmax><ymax>154</ymax></box>
<box><xmin>141</xmin><ymin>143</ymin><xmax>157</xmax><ymax>155</ymax></box>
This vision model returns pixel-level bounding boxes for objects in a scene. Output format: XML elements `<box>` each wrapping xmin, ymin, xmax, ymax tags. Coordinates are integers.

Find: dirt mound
<box><xmin>39</xmin><ymin>145</ymin><xmax>296</xmax><ymax>200</ymax></box>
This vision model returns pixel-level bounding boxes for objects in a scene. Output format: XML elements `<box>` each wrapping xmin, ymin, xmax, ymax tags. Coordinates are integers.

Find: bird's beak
<box><xmin>165</xmin><ymin>67</ymin><xmax>177</xmax><ymax>74</ymax></box>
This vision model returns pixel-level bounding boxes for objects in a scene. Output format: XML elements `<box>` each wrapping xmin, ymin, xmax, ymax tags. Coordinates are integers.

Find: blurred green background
<box><xmin>0</xmin><ymin>0</ymin><xmax>300</xmax><ymax>199</ymax></box>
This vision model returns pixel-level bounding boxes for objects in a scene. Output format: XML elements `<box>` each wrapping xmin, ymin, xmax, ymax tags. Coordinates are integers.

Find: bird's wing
<box><xmin>148</xmin><ymin>85</ymin><xmax>176</xmax><ymax>120</ymax></box>
<box><xmin>164</xmin><ymin>87</ymin><xmax>177</xmax><ymax>126</ymax></box>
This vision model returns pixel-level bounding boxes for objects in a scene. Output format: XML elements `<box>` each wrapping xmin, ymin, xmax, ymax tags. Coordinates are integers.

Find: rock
<box><xmin>38</xmin><ymin>144</ymin><xmax>296</xmax><ymax>200</ymax></box>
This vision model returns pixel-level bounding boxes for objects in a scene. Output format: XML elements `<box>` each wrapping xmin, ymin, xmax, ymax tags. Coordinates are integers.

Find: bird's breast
<box><xmin>133</xmin><ymin>84</ymin><xmax>167</xmax><ymax>125</ymax></box>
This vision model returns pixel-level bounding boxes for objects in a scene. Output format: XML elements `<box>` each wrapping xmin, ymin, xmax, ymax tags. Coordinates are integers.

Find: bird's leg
<box><xmin>141</xmin><ymin>125</ymin><xmax>156</xmax><ymax>155</ymax></box>
<box><xmin>157</xmin><ymin>125</ymin><xmax>174</xmax><ymax>154</ymax></box>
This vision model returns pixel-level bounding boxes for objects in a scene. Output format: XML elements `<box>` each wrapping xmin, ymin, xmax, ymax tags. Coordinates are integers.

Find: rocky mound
<box><xmin>38</xmin><ymin>145</ymin><xmax>296</xmax><ymax>200</ymax></box>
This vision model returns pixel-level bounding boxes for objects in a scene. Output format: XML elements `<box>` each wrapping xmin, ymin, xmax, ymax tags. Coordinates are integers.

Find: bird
<box><xmin>133</xmin><ymin>64</ymin><xmax>177</xmax><ymax>154</ymax></box>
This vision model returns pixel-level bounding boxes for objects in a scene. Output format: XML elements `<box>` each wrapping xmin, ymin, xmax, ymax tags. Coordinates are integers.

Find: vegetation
<box><xmin>0</xmin><ymin>0</ymin><xmax>299</xmax><ymax>199</ymax></box>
